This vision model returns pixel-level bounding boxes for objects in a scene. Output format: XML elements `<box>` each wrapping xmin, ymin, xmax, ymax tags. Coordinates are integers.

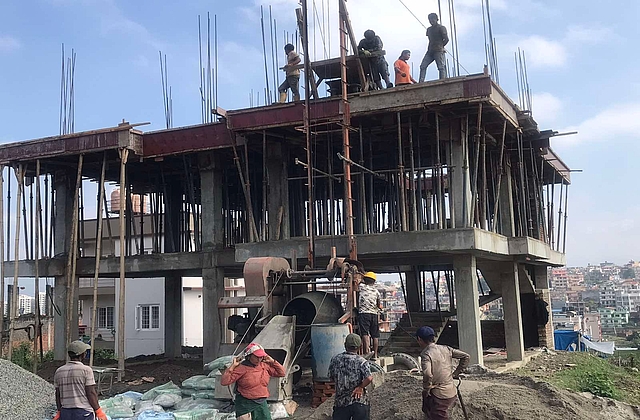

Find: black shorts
<box><xmin>358</xmin><ymin>313</ymin><xmax>380</xmax><ymax>338</ymax></box>
<box><xmin>333</xmin><ymin>403</ymin><xmax>370</xmax><ymax>420</ymax></box>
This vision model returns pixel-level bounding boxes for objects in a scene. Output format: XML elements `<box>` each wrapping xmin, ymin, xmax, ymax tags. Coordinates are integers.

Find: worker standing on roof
<box><xmin>358</xmin><ymin>30</ymin><xmax>393</xmax><ymax>89</ymax></box>
<box><xmin>419</xmin><ymin>13</ymin><xmax>449</xmax><ymax>82</ymax></box>
<box><xmin>328</xmin><ymin>333</ymin><xmax>374</xmax><ymax>420</ymax></box>
<box><xmin>394</xmin><ymin>50</ymin><xmax>417</xmax><ymax>86</ymax></box>
<box><xmin>416</xmin><ymin>326</ymin><xmax>470</xmax><ymax>420</ymax></box>
<box><xmin>358</xmin><ymin>271</ymin><xmax>382</xmax><ymax>360</ymax></box>
<box><xmin>220</xmin><ymin>343</ymin><xmax>286</xmax><ymax>420</ymax></box>
<box><xmin>53</xmin><ymin>341</ymin><xmax>108</xmax><ymax>420</ymax></box>
<box><xmin>278</xmin><ymin>43</ymin><xmax>301</xmax><ymax>103</ymax></box>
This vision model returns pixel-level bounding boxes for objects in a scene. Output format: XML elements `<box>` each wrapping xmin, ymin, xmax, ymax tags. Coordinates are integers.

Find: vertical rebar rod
<box><xmin>117</xmin><ymin>148</ymin><xmax>129</xmax><ymax>381</ymax></box>
<box><xmin>8</xmin><ymin>164</ymin><xmax>24</xmax><ymax>361</ymax></box>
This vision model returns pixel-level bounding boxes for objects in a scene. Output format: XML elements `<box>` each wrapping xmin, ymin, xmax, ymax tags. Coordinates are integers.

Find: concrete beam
<box><xmin>453</xmin><ymin>255</ymin><xmax>483</xmax><ymax>365</ymax></box>
<box><xmin>508</xmin><ymin>237</ymin><xmax>566</xmax><ymax>266</ymax></box>
<box><xmin>3</xmin><ymin>250</ymin><xmax>239</xmax><ymax>279</ymax></box>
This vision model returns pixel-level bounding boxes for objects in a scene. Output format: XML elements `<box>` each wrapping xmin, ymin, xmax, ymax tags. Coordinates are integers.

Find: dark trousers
<box><xmin>278</xmin><ymin>75</ymin><xmax>300</xmax><ymax>98</ymax></box>
<box><xmin>422</xmin><ymin>392</ymin><xmax>457</xmax><ymax>420</ymax></box>
<box><xmin>60</xmin><ymin>408</ymin><xmax>95</xmax><ymax>420</ymax></box>
<box><xmin>333</xmin><ymin>402</ymin><xmax>370</xmax><ymax>420</ymax></box>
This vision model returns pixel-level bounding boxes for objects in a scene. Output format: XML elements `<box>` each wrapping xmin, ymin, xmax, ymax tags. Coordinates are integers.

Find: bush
<box><xmin>93</xmin><ymin>348</ymin><xmax>116</xmax><ymax>364</ymax></box>
<box><xmin>11</xmin><ymin>342</ymin><xmax>34</xmax><ymax>371</ymax></box>
<box><xmin>578</xmin><ymin>372</ymin><xmax>619</xmax><ymax>399</ymax></box>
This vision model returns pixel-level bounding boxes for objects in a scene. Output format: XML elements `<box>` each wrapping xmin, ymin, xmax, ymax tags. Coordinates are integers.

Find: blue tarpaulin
<box><xmin>554</xmin><ymin>330</ymin><xmax>585</xmax><ymax>351</ymax></box>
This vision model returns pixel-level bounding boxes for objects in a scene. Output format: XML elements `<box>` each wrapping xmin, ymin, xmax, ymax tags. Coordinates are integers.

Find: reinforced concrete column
<box><xmin>164</xmin><ymin>274</ymin><xmax>183</xmax><ymax>358</ymax></box>
<box><xmin>501</xmin><ymin>262</ymin><xmax>525</xmax><ymax>362</ymax></box>
<box><xmin>267</xmin><ymin>141</ymin><xmax>290</xmax><ymax>241</ymax></box>
<box><xmin>498</xmin><ymin>156</ymin><xmax>515</xmax><ymax>236</ymax></box>
<box><xmin>453</xmin><ymin>255</ymin><xmax>483</xmax><ymax>365</ymax></box>
<box><xmin>53</xmin><ymin>169</ymin><xmax>75</xmax><ymax>360</ymax></box>
<box><xmin>450</xmin><ymin>119</ymin><xmax>471</xmax><ymax>227</ymax></box>
<box><xmin>199</xmin><ymin>151</ymin><xmax>225</xmax><ymax>363</ymax></box>
<box><xmin>404</xmin><ymin>267</ymin><xmax>421</xmax><ymax>312</ymax></box>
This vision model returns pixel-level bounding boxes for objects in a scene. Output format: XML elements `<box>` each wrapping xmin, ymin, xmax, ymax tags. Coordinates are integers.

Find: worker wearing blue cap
<box><xmin>416</xmin><ymin>326</ymin><xmax>470</xmax><ymax>420</ymax></box>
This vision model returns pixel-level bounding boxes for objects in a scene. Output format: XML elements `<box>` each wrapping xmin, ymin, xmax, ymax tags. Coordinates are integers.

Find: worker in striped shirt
<box><xmin>53</xmin><ymin>341</ymin><xmax>107</xmax><ymax>420</ymax></box>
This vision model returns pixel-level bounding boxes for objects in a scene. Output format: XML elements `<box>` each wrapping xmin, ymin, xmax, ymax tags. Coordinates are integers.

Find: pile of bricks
<box><xmin>311</xmin><ymin>381</ymin><xmax>336</xmax><ymax>407</ymax></box>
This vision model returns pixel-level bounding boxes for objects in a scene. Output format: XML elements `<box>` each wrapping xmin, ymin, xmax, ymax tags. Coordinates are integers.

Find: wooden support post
<box><xmin>408</xmin><ymin>118</ymin><xmax>418</xmax><ymax>231</ymax></box>
<box><xmin>491</xmin><ymin>120</ymin><xmax>507</xmax><ymax>232</ymax></box>
<box><xmin>65</xmin><ymin>155</ymin><xmax>83</xmax><ymax>355</ymax></box>
<box><xmin>33</xmin><ymin>161</ymin><xmax>42</xmax><ymax>373</ymax></box>
<box><xmin>89</xmin><ymin>153</ymin><xmax>107</xmax><ymax>367</ymax></box>
<box><xmin>470</xmin><ymin>104</ymin><xmax>482</xmax><ymax>226</ymax></box>
<box><xmin>8</xmin><ymin>164</ymin><xmax>24</xmax><ymax>361</ymax></box>
<box><xmin>339</xmin><ymin>0</ymin><xmax>368</xmax><ymax>91</ymax></box>
<box><xmin>397</xmin><ymin>112</ymin><xmax>407</xmax><ymax>232</ymax></box>
<box><xmin>118</xmin><ymin>148</ymin><xmax>129</xmax><ymax>381</ymax></box>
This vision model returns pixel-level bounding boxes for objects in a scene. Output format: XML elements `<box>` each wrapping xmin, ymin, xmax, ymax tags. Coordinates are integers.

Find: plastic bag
<box><xmin>194</xmin><ymin>377</ymin><xmax>217</xmax><ymax>390</ymax></box>
<box><xmin>172</xmin><ymin>409</ymin><xmax>219</xmax><ymax>420</ymax></box>
<box><xmin>153</xmin><ymin>393</ymin><xmax>182</xmax><ymax>408</ymax></box>
<box><xmin>191</xmin><ymin>391</ymin><xmax>216</xmax><ymax>400</ymax></box>
<box><xmin>141</xmin><ymin>381</ymin><xmax>182</xmax><ymax>401</ymax></box>
<box><xmin>102</xmin><ymin>405</ymin><xmax>134</xmax><ymax>419</ymax></box>
<box><xmin>121</xmin><ymin>391</ymin><xmax>144</xmax><ymax>401</ymax></box>
<box><xmin>269</xmin><ymin>402</ymin><xmax>289</xmax><ymax>419</ymax></box>
<box><xmin>135</xmin><ymin>399</ymin><xmax>165</xmax><ymax>413</ymax></box>
<box><xmin>136</xmin><ymin>411</ymin><xmax>176</xmax><ymax>420</ymax></box>
<box><xmin>100</xmin><ymin>394</ymin><xmax>138</xmax><ymax>409</ymax></box>
<box><xmin>207</xmin><ymin>370</ymin><xmax>222</xmax><ymax>379</ymax></box>
<box><xmin>182</xmin><ymin>388</ymin><xmax>197</xmax><ymax>397</ymax></box>
<box><xmin>204</xmin><ymin>355</ymin><xmax>235</xmax><ymax>373</ymax></box>
<box><xmin>175</xmin><ymin>398</ymin><xmax>231</xmax><ymax>412</ymax></box>
<box><xmin>182</xmin><ymin>375</ymin><xmax>208</xmax><ymax>389</ymax></box>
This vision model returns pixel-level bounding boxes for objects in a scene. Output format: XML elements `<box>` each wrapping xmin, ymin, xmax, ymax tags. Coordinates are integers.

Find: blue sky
<box><xmin>0</xmin><ymin>0</ymin><xmax>639</xmax><ymax>268</ymax></box>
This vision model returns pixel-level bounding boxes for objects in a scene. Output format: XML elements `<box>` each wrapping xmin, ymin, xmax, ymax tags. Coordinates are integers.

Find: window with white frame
<box><xmin>97</xmin><ymin>307</ymin><xmax>114</xmax><ymax>329</ymax></box>
<box><xmin>136</xmin><ymin>304</ymin><xmax>160</xmax><ymax>330</ymax></box>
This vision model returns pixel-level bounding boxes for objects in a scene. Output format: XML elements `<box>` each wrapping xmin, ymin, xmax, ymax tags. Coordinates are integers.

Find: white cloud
<box><xmin>0</xmin><ymin>36</ymin><xmax>21</xmax><ymax>52</ymax></box>
<box><xmin>564</xmin><ymin>25</ymin><xmax>617</xmax><ymax>45</ymax></box>
<box><xmin>511</xmin><ymin>35</ymin><xmax>567</xmax><ymax>69</ymax></box>
<box><xmin>531</xmin><ymin>92</ymin><xmax>562</xmax><ymax>124</ymax></box>
<box><xmin>557</xmin><ymin>103</ymin><xmax>640</xmax><ymax>146</ymax></box>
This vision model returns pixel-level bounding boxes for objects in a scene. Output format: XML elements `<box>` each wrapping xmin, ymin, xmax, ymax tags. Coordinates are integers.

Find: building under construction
<box><xmin>0</xmin><ymin>1</ymin><xmax>569</xmax><ymax>378</ymax></box>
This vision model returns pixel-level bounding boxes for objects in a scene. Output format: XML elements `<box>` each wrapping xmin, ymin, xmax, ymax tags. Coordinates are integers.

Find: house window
<box><xmin>98</xmin><ymin>307</ymin><xmax>114</xmax><ymax>329</ymax></box>
<box><xmin>137</xmin><ymin>305</ymin><xmax>160</xmax><ymax>330</ymax></box>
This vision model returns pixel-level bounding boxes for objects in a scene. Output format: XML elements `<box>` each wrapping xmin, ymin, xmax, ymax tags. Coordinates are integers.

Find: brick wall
<box><xmin>1</xmin><ymin>315</ymin><xmax>55</xmax><ymax>354</ymax></box>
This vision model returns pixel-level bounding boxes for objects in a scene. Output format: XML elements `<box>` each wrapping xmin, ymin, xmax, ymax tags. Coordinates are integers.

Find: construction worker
<box><xmin>416</xmin><ymin>326</ymin><xmax>470</xmax><ymax>420</ymax></box>
<box><xmin>220</xmin><ymin>342</ymin><xmax>286</xmax><ymax>420</ymax></box>
<box><xmin>328</xmin><ymin>333</ymin><xmax>374</xmax><ymax>420</ymax></box>
<box><xmin>419</xmin><ymin>13</ymin><xmax>449</xmax><ymax>82</ymax></box>
<box><xmin>53</xmin><ymin>341</ymin><xmax>108</xmax><ymax>420</ymax></box>
<box><xmin>358</xmin><ymin>271</ymin><xmax>382</xmax><ymax>360</ymax></box>
<box><xmin>278</xmin><ymin>43</ymin><xmax>301</xmax><ymax>103</ymax></box>
<box><xmin>394</xmin><ymin>50</ymin><xmax>417</xmax><ymax>86</ymax></box>
<box><xmin>358</xmin><ymin>30</ymin><xmax>393</xmax><ymax>89</ymax></box>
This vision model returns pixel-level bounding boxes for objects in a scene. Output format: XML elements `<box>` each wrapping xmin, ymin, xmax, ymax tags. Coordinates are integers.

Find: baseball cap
<box><xmin>345</xmin><ymin>333</ymin><xmax>362</xmax><ymax>349</ymax></box>
<box><xmin>416</xmin><ymin>326</ymin><xmax>435</xmax><ymax>340</ymax></box>
<box><xmin>243</xmin><ymin>343</ymin><xmax>267</xmax><ymax>358</ymax></box>
<box><xmin>68</xmin><ymin>340</ymin><xmax>91</xmax><ymax>356</ymax></box>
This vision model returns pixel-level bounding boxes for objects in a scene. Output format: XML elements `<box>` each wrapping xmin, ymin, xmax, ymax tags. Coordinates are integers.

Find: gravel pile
<box><xmin>0</xmin><ymin>358</ymin><xmax>56</xmax><ymax>420</ymax></box>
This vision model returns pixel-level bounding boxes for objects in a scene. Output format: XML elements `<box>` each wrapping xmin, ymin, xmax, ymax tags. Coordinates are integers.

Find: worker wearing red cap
<box><xmin>220</xmin><ymin>343</ymin><xmax>286</xmax><ymax>420</ymax></box>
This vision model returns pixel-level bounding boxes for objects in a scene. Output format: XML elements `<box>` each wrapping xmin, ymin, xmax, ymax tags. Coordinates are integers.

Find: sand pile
<box><xmin>308</xmin><ymin>371</ymin><xmax>640</xmax><ymax>420</ymax></box>
<box><xmin>0</xmin><ymin>359</ymin><xmax>56</xmax><ymax>420</ymax></box>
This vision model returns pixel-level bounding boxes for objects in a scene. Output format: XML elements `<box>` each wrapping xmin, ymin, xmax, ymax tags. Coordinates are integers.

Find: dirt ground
<box><xmin>306</xmin><ymin>366</ymin><xmax>640</xmax><ymax>420</ymax></box>
<box><xmin>38</xmin><ymin>358</ymin><xmax>203</xmax><ymax>396</ymax></box>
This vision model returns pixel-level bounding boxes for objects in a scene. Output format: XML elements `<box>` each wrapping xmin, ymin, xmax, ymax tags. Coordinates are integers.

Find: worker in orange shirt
<box><xmin>394</xmin><ymin>50</ymin><xmax>417</xmax><ymax>86</ymax></box>
<box><xmin>220</xmin><ymin>343</ymin><xmax>286</xmax><ymax>420</ymax></box>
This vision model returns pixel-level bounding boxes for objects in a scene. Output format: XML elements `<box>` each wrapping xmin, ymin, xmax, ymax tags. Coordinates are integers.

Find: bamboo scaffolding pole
<box><xmin>117</xmin><ymin>148</ymin><xmax>129</xmax><ymax>381</ymax></box>
<box><xmin>8</xmin><ymin>164</ymin><xmax>24</xmax><ymax>361</ymax></box>
<box><xmin>480</xmin><ymin>132</ymin><xmax>487</xmax><ymax>230</ymax></box>
<box><xmin>229</xmin><ymin>134</ymin><xmax>260</xmax><ymax>241</ymax></box>
<box><xmin>89</xmin><ymin>153</ymin><xmax>107</xmax><ymax>367</ymax></box>
<box><xmin>491</xmin><ymin>120</ymin><xmax>507</xmax><ymax>232</ymax></box>
<box><xmin>262</xmin><ymin>131</ymin><xmax>268</xmax><ymax>241</ymax></box>
<box><xmin>397</xmin><ymin>112</ymin><xmax>407</xmax><ymax>232</ymax></box>
<box><xmin>0</xmin><ymin>165</ymin><xmax>4</xmax><ymax>359</ymax></box>
<box><xmin>435</xmin><ymin>114</ymin><xmax>443</xmax><ymax>229</ymax></box>
<box><xmin>470</xmin><ymin>104</ymin><xmax>482</xmax><ymax>226</ymax></box>
<box><xmin>33</xmin><ymin>161</ymin><xmax>42</xmax><ymax>373</ymax></box>
<box><xmin>408</xmin><ymin>118</ymin><xmax>418</xmax><ymax>230</ymax></box>
<box><xmin>65</xmin><ymin>155</ymin><xmax>83</xmax><ymax>355</ymax></box>
<box><xmin>562</xmin><ymin>185</ymin><xmax>569</xmax><ymax>253</ymax></box>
